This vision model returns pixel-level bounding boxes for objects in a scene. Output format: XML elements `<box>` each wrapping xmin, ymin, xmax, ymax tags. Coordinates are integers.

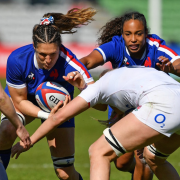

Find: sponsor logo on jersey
<box><xmin>50</xmin><ymin>69</ymin><xmax>59</xmax><ymax>79</ymax></box>
<box><xmin>123</xmin><ymin>57</ymin><xmax>130</xmax><ymax>66</ymax></box>
<box><xmin>28</xmin><ymin>72</ymin><xmax>35</xmax><ymax>80</ymax></box>
<box><xmin>154</xmin><ymin>114</ymin><xmax>166</xmax><ymax>128</ymax></box>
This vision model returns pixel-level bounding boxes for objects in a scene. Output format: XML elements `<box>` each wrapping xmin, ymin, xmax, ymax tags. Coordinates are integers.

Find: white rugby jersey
<box><xmin>79</xmin><ymin>67</ymin><xmax>180</xmax><ymax>112</ymax></box>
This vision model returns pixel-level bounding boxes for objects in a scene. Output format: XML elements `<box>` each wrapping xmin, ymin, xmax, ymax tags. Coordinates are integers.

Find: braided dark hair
<box><xmin>97</xmin><ymin>11</ymin><xmax>149</xmax><ymax>45</ymax></box>
<box><xmin>33</xmin><ymin>7</ymin><xmax>96</xmax><ymax>48</ymax></box>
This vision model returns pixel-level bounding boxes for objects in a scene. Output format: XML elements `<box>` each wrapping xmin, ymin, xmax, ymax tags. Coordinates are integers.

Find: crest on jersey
<box><xmin>28</xmin><ymin>72</ymin><xmax>35</xmax><ymax>80</ymax></box>
<box><xmin>144</xmin><ymin>57</ymin><xmax>152</xmax><ymax>67</ymax></box>
<box><xmin>50</xmin><ymin>69</ymin><xmax>59</xmax><ymax>80</ymax></box>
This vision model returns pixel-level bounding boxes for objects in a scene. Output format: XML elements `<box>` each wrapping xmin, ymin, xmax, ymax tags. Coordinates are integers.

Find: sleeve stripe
<box><xmin>6</xmin><ymin>80</ymin><xmax>26</xmax><ymax>89</ymax></box>
<box><xmin>170</xmin><ymin>56</ymin><xmax>180</xmax><ymax>63</ymax></box>
<box><xmin>60</xmin><ymin>46</ymin><xmax>92</xmax><ymax>80</ymax></box>
<box><xmin>147</xmin><ymin>37</ymin><xmax>179</xmax><ymax>58</ymax></box>
<box><xmin>159</xmin><ymin>44</ymin><xmax>178</xmax><ymax>56</ymax></box>
<box><xmin>95</xmin><ymin>48</ymin><xmax>106</xmax><ymax>62</ymax></box>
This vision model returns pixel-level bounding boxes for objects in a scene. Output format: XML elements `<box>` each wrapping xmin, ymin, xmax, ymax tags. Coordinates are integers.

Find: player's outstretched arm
<box><xmin>0</xmin><ymin>83</ymin><xmax>31</xmax><ymax>149</ymax></box>
<box><xmin>11</xmin><ymin>96</ymin><xmax>87</xmax><ymax>158</ymax></box>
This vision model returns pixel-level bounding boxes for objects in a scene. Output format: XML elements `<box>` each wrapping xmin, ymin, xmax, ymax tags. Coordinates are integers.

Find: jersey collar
<box><xmin>34</xmin><ymin>53</ymin><xmax>39</xmax><ymax>69</ymax></box>
<box><xmin>125</xmin><ymin>46</ymin><xmax>146</xmax><ymax>60</ymax></box>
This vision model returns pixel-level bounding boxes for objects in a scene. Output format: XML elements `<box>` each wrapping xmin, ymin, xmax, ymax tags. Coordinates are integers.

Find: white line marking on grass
<box><xmin>9</xmin><ymin>163</ymin><xmax>90</xmax><ymax>169</ymax></box>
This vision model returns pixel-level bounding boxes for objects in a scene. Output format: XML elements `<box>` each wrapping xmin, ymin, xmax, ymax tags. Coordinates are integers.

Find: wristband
<box><xmin>37</xmin><ymin>110</ymin><xmax>49</xmax><ymax>120</ymax></box>
<box><xmin>78</xmin><ymin>83</ymin><xmax>87</xmax><ymax>91</ymax></box>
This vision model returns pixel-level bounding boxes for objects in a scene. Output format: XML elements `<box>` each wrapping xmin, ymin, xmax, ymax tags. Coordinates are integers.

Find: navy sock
<box><xmin>130</xmin><ymin>170</ymin><xmax>134</xmax><ymax>180</ymax></box>
<box><xmin>0</xmin><ymin>162</ymin><xmax>8</xmax><ymax>180</ymax></box>
<box><xmin>0</xmin><ymin>149</ymin><xmax>11</xmax><ymax>169</ymax></box>
<box><xmin>79</xmin><ymin>173</ymin><xmax>83</xmax><ymax>180</ymax></box>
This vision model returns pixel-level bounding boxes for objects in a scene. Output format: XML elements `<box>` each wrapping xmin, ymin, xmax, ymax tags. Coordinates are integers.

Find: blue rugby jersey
<box><xmin>95</xmin><ymin>34</ymin><xmax>180</xmax><ymax>69</ymax></box>
<box><xmin>5</xmin><ymin>44</ymin><xmax>93</xmax><ymax>96</ymax></box>
<box><xmin>5</xmin><ymin>44</ymin><xmax>93</xmax><ymax>127</ymax></box>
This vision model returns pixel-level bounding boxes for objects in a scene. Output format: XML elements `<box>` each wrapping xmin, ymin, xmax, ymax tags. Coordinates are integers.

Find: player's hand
<box><xmin>11</xmin><ymin>141</ymin><xmax>28</xmax><ymax>159</ymax></box>
<box><xmin>63</xmin><ymin>71</ymin><xmax>86</xmax><ymax>90</ymax></box>
<box><xmin>49</xmin><ymin>95</ymin><xmax>71</xmax><ymax>118</ymax></box>
<box><xmin>136</xmin><ymin>148</ymin><xmax>144</xmax><ymax>159</ymax></box>
<box><xmin>156</xmin><ymin>56</ymin><xmax>175</xmax><ymax>74</ymax></box>
<box><xmin>16</xmin><ymin>125</ymin><xmax>31</xmax><ymax>149</ymax></box>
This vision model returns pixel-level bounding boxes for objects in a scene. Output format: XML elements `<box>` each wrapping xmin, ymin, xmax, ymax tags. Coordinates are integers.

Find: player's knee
<box><xmin>88</xmin><ymin>142</ymin><xmax>100</xmax><ymax>160</ymax></box>
<box><xmin>0</xmin><ymin>121</ymin><xmax>16</xmax><ymax>142</ymax></box>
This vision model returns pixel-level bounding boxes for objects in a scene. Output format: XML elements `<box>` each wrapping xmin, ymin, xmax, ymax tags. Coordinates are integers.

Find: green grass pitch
<box><xmin>0</xmin><ymin>78</ymin><xmax>180</xmax><ymax>180</ymax></box>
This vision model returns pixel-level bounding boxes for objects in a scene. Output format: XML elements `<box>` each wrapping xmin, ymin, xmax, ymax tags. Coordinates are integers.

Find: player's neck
<box><xmin>128</xmin><ymin>45</ymin><xmax>146</xmax><ymax>59</ymax></box>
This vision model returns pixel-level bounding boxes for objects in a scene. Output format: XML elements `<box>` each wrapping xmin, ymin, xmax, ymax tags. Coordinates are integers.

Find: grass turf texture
<box><xmin>0</xmin><ymin>78</ymin><xmax>180</xmax><ymax>180</ymax></box>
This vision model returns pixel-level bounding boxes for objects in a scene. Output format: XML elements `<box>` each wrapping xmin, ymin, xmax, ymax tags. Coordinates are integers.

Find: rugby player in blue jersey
<box><xmin>0</xmin><ymin>8</ymin><xmax>96</xmax><ymax>180</ymax></box>
<box><xmin>80</xmin><ymin>11</ymin><xmax>180</xmax><ymax>180</ymax></box>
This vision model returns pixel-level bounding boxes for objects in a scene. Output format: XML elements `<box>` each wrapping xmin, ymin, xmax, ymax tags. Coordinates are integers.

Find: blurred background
<box><xmin>1</xmin><ymin>0</ymin><xmax>180</xmax><ymax>179</ymax></box>
<box><xmin>0</xmin><ymin>0</ymin><xmax>180</xmax><ymax>78</ymax></box>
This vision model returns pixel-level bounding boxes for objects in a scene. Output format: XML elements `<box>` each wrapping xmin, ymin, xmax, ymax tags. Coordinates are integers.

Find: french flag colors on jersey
<box><xmin>95</xmin><ymin>34</ymin><xmax>180</xmax><ymax>69</ymax></box>
<box><xmin>5</xmin><ymin>44</ymin><xmax>93</xmax><ymax>96</ymax></box>
<box><xmin>5</xmin><ymin>43</ymin><xmax>93</xmax><ymax>127</ymax></box>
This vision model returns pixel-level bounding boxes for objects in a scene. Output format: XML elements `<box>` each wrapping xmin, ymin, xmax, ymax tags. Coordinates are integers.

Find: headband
<box><xmin>40</xmin><ymin>16</ymin><xmax>54</xmax><ymax>25</ymax></box>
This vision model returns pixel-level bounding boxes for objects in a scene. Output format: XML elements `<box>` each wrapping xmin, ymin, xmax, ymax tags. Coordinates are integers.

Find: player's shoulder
<box><xmin>146</xmin><ymin>34</ymin><xmax>166</xmax><ymax>45</ymax></box>
<box><xmin>9</xmin><ymin>44</ymin><xmax>34</xmax><ymax>59</ymax></box>
<box><xmin>98</xmin><ymin>35</ymin><xmax>124</xmax><ymax>53</ymax></box>
<box><xmin>60</xmin><ymin>44</ymin><xmax>76</xmax><ymax>58</ymax></box>
<box><xmin>111</xmin><ymin>35</ymin><xmax>123</xmax><ymax>44</ymax></box>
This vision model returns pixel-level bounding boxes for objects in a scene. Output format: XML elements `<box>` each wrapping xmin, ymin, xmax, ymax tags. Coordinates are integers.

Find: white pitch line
<box><xmin>8</xmin><ymin>163</ymin><xmax>90</xmax><ymax>169</ymax></box>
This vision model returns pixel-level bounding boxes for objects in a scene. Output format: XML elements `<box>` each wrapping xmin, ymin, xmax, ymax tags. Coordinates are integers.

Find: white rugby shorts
<box><xmin>132</xmin><ymin>85</ymin><xmax>180</xmax><ymax>137</ymax></box>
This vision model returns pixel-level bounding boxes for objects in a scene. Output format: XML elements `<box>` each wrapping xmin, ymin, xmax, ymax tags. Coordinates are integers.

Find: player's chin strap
<box><xmin>51</xmin><ymin>155</ymin><xmax>75</xmax><ymax>169</ymax></box>
<box><xmin>147</xmin><ymin>145</ymin><xmax>170</xmax><ymax>159</ymax></box>
<box><xmin>103</xmin><ymin>128</ymin><xmax>127</xmax><ymax>157</ymax></box>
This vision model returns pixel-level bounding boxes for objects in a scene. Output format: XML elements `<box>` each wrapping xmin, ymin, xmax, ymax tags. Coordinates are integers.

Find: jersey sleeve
<box><xmin>147</xmin><ymin>34</ymin><xmax>180</xmax><ymax>63</ymax></box>
<box><xmin>60</xmin><ymin>45</ymin><xmax>94</xmax><ymax>84</ymax></box>
<box><xmin>78</xmin><ymin>83</ymin><xmax>101</xmax><ymax>107</ymax></box>
<box><xmin>6</xmin><ymin>54</ymin><xmax>26</xmax><ymax>89</ymax></box>
<box><xmin>94</xmin><ymin>36</ymin><xmax>124</xmax><ymax>65</ymax></box>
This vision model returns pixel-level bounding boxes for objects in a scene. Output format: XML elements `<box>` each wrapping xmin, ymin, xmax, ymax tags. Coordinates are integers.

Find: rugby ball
<box><xmin>35</xmin><ymin>81</ymin><xmax>69</xmax><ymax>112</ymax></box>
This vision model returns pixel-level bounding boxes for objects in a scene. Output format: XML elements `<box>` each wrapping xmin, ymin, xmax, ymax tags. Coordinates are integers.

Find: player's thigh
<box><xmin>153</xmin><ymin>133</ymin><xmax>180</xmax><ymax>154</ymax></box>
<box><xmin>46</xmin><ymin>127</ymin><xmax>75</xmax><ymax>156</ymax></box>
<box><xmin>90</xmin><ymin>113</ymin><xmax>164</xmax><ymax>162</ymax></box>
<box><xmin>110</xmin><ymin>113</ymin><xmax>164</xmax><ymax>152</ymax></box>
